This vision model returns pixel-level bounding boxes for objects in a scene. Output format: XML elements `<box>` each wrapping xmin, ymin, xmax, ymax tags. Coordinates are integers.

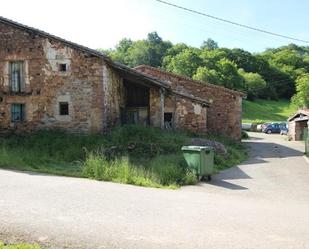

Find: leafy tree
<box><xmin>162</xmin><ymin>43</ymin><xmax>189</xmax><ymax>69</ymax></box>
<box><xmin>108</xmin><ymin>38</ymin><xmax>133</xmax><ymax>64</ymax></box>
<box><xmin>193</xmin><ymin>67</ymin><xmax>221</xmax><ymax>84</ymax></box>
<box><xmin>193</xmin><ymin>59</ymin><xmax>245</xmax><ymax>91</ymax></box>
<box><xmin>292</xmin><ymin>74</ymin><xmax>309</xmax><ymax>108</ymax></box>
<box><xmin>199</xmin><ymin>48</ymin><xmax>228</xmax><ymax>69</ymax></box>
<box><xmin>216</xmin><ymin>58</ymin><xmax>244</xmax><ymax>90</ymax></box>
<box><xmin>165</xmin><ymin>48</ymin><xmax>202</xmax><ymax>77</ymax></box>
<box><xmin>226</xmin><ymin>48</ymin><xmax>259</xmax><ymax>73</ymax></box>
<box><xmin>238</xmin><ymin>69</ymin><xmax>266</xmax><ymax>100</ymax></box>
<box><xmin>101</xmin><ymin>33</ymin><xmax>309</xmax><ymax>100</ymax></box>
<box><xmin>108</xmin><ymin>32</ymin><xmax>171</xmax><ymax>67</ymax></box>
<box><xmin>201</xmin><ymin>38</ymin><xmax>218</xmax><ymax>50</ymax></box>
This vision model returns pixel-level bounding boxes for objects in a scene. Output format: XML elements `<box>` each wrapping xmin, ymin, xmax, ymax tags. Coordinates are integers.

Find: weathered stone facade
<box><xmin>135</xmin><ymin>66</ymin><xmax>244</xmax><ymax>140</ymax></box>
<box><xmin>0</xmin><ymin>21</ymin><xmax>116</xmax><ymax>133</ymax></box>
<box><xmin>149</xmin><ymin>88</ymin><xmax>207</xmax><ymax>133</ymax></box>
<box><xmin>0</xmin><ymin>17</ymin><xmax>209</xmax><ymax>135</ymax></box>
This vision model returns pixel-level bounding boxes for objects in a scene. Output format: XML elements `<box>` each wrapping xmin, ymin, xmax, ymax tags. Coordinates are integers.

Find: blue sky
<box><xmin>1</xmin><ymin>0</ymin><xmax>308</xmax><ymax>52</ymax></box>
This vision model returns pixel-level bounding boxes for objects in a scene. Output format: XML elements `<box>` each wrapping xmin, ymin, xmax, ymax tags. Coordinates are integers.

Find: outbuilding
<box><xmin>288</xmin><ymin>109</ymin><xmax>309</xmax><ymax>141</ymax></box>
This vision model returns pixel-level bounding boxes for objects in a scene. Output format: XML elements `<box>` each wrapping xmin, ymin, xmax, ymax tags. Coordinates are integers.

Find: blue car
<box><xmin>263</xmin><ymin>123</ymin><xmax>287</xmax><ymax>134</ymax></box>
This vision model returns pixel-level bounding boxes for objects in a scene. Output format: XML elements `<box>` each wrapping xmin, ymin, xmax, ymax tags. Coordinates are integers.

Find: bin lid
<box><xmin>181</xmin><ymin>145</ymin><xmax>214</xmax><ymax>151</ymax></box>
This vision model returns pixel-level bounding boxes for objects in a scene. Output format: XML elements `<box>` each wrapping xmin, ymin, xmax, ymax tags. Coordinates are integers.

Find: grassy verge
<box><xmin>242</xmin><ymin>99</ymin><xmax>297</xmax><ymax>123</ymax></box>
<box><xmin>0</xmin><ymin>125</ymin><xmax>247</xmax><ymax>188</ymax></box>
<box><xmin>0</xmin><ymin>242</ymin><xmax>40</xmax><ymax>249</ymax></box>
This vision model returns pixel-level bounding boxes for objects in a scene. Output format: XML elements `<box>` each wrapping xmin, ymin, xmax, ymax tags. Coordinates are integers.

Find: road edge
<box><xmin>303</xmin><ymin>155</ymin><xmax>309</xmax><ymax>165</ymax></box>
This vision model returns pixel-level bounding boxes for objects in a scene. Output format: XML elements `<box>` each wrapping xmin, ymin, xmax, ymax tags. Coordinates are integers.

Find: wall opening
<box><xmin>11</xmin><ymin>103</ymin><xmax>25</xmax><ymax>122</ymax></box>
<box><xmin>122</xmin><ymin>80</ymin><xmax>149</xmax><ymax>125</ymax></box>
<box><xmin>10</xmin><ymin>61</ymin><xmax>25</xmax><ymax>93</ymax></box>
<box><xmin>164</xmin><ymin>112</ymin><xmax>173</xmax><ymax>129</ymax></box>
<box><xmin>59</xmin><ymin>63</ymin><xmax>67</xmax><ymax>72</ymax></box>
<box><xmin>59</xmin><ymin>102</ymin><xmax>69</xmax><ymax>115</ymax></box>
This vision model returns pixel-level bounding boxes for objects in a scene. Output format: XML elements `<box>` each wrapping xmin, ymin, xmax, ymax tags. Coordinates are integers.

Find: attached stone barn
<box><xmin>135</xmin><ymin>66</ymin><xmax>245</xmax><ymax>140</ymax></box>
<box><xmin>288</xmin><ymin>110</ymin><xmax>309</xmax><ymax>141</ymax></box>
<box><xmin>0</xmin><ymin>16</ymin><xmax>244</xmax><ymax>140</ymax></box>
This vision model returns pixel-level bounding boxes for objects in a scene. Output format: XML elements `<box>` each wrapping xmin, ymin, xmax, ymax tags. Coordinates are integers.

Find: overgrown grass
<box><xmin>0</xmin><ymin>125</ymin><xmax>247</xmax><ymax>188</ymax></box>
<box><xmin>242</xmin><ymin>99</ymin><xmax>297</xmax><ymax>124</ymax></box>
<box><xmin>0</xmin><ymin>242</ymin><xmax>40</xmax><ymax>249</ymax></box>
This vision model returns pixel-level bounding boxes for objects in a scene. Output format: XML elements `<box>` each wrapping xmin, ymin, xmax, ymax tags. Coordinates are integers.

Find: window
<box><xmin>164</xmin><ymin>112</ymin><xmax>173</xmax><ymax>129</ymax></box>
<box><xmin>10</xmin><ymin>61</ymin><xmax>25</xmax><ymax>92</ymax></box>
<box><xmin>59</xmin><ymin>64</ymin><xmax>67</xmax><ymax>72</ymax></box>
<box><xmin>11</xmin><ymin>104</ymin><xmax>25</xmax><ymax>122</ymax></box>
<box><xmin>59</xmin><ymin>102</ymin><xmax>69</xmax><ymax>115</ymax></box>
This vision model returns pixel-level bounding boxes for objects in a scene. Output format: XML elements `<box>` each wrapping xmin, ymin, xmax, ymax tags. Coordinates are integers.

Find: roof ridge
<box><xmin>134</xmin><ymin>65</ymin><xmax>246</xmax><ymax>96</ymax></box>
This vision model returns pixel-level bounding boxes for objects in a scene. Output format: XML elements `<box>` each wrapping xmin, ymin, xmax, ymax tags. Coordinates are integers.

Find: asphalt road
<box><xmin>1</xmin><ymin>132</ymin><xmax>309</xmax><ymax>249</ymax></box>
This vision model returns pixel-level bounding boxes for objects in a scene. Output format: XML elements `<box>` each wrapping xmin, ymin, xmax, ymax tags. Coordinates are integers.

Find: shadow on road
<box><xmin>245</xmin><ymin>142</ymin><xmax>303</xmax><ymax>165</ymax></box>
<box><xmin>205</xmin><ymin>166</ymin><xmax>251</xmax><ymax>190</ymax></box>
<box><xmin>208</xmin><ymin>179</ymin><xmax>248</xmax><ymax>190</ymax></box>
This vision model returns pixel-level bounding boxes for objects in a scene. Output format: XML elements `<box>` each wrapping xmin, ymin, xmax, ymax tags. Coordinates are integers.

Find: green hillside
<box><xmin>242</xmin><ymin>99</ymin><xmax>297</xmax><ymax>124</ymax></box>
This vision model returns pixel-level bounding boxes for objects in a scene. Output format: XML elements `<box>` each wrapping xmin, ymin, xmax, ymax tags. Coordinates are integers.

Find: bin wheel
<box><xmin>207</xmin><ymin>175</ymin><xmax>212</xmax><ymax>181</ymax></box>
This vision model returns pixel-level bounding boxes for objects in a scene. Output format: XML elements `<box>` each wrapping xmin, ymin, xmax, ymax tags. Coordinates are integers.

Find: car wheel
<box><xmin>267</xmin><ymin>130</ymin><xmax>272</xmax><ymax>134</ymax></box>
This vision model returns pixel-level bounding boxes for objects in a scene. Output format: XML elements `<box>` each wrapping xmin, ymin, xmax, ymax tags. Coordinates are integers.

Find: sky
<box><xmin>1</xmin><ymin>0</ymin><xmax>309</xmax><ymax>52</ymax></box>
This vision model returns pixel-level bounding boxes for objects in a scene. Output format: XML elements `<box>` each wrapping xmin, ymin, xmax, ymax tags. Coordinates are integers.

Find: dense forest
<box><xmin>99</xmin><ymin>32</ymin><xmax>309</xmax><ymax>107</ymax></box>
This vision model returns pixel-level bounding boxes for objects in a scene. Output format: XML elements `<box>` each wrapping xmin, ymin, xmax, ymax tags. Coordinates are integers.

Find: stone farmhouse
<box><xmin>0</xmin><ymin>17</ymin><xmax>244</xmax><ymax>140</ymax></box>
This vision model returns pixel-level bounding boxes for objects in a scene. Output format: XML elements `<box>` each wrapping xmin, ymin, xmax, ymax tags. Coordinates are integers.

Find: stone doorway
<box><xmin>122</xmin><ymin>80</ymin><xmax>150</xmax><ymax>125</ymax></box>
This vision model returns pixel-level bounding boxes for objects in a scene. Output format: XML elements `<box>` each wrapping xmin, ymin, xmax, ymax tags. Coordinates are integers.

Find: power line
<box><xmin>155</xmin><ymin>0</ymin><xmax>309</xmax><ymax>44</ymax></box>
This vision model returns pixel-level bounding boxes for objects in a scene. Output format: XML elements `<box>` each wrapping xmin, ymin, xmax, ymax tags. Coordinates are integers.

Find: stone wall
<box><xmin>0</xmin><ymin>22</ymin><xmax>123</xmax><ymax>133</ymax></box>
<box><xmin>149</xmin><ymin>88</ymin><xmax>207</xmax><ymax>133</ymax></box>
<box><xmin>289</xmin><ymin>120</ymin><xmax>308</xmax><ymax>141</ymax></box>
<box><xmin>0</xmin><ymin>21</ymin><xmax>218</xmax><ymax>136</ymax></box>
<box><xmin>135</xmin><ymin>66</ymin><xmax>243</xmax><ymax>140</ymax></box>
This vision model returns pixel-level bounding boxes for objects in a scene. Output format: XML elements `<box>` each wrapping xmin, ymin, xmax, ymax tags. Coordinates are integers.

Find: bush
<box><xmin>241</xmin><ymin>130</ymin><xmax>249</xmax><ymax>139</ymax></box>
<box><xmin>0</xmin><ymin>125</ymin><xmax>247</xmax><ymax>188</ymax></box>
<box><xmin>82</xmin><ymin>152</ymin><xmax>197</xmax><ymax>188</ymax></box>
<box><xmin>0</xmin><ymin>242</ymin><xmax>40</xmax><ymax>249</ymax></box>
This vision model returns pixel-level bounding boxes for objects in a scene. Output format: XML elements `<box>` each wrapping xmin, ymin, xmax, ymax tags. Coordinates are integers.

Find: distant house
<box><xmin>288</xmin><ymin>109</ymin><xmax>309</xmax><ymax>140</ymax></box>
<box><xmin>0</xmin><ymin>16</ymin><xmax>244</xmax><ymax>140</ymax></box>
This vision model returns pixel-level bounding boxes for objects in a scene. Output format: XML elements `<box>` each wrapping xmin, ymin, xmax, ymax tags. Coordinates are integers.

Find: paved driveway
<box><xmin>1</xmin><ymin>132</ymin><xmax>309</xmax><ymax>249</ymax></box>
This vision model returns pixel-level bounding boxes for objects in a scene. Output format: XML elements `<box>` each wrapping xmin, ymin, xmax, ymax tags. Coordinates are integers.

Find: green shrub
<box><xmin>0</xmin><ymin>242</ymin><xmax>40</xmax><ymax>249</ymax></box>
<box><xmin>241</xmin><ymin>130</ymin><xmax>249</xmax><ymax>139</ymax></box>
<box><xmin>0</xmin><ymin>125</ymin><xmax>247</xmax><ymax>188</ymax></box>
<box><xmin>82</xmin><ymin>152</ymin><xmax>195</xmax><ymax>188</ymax></box>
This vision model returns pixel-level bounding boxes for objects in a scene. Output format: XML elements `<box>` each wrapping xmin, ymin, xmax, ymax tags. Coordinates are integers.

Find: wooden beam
<box><xmin>160</xmin><ymin>88</ymin><xmax>165</xmax><ymax>129</ymax></box>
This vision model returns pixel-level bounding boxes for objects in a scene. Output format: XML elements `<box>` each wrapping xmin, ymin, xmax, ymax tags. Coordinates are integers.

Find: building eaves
<box><xmin>134</xmin><ymin>65</ymin><xmax>246</xmax><ymax>97</ymax></box>
<box><xmin>0</xmin><ymin>16</ymin><xmax>210</xmax><ymax>106</ymax></box>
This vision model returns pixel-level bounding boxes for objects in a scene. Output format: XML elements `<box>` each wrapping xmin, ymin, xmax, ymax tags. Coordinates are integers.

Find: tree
<box><xmin>193</xmin><ymin>67</ymin><xmax>221</xmax><ymax>84</ymax></box>
<box><xmin>108</xmin><ymin>38</ymin><xmax>133</xmax><ymax>64</ymax></box>
<box><xmin>292</xmin><ymin>74</ymin><xmax>309</xmax><ymax>108</ymax></box>
<box><xmin>165</xmin><ymin>48</ymin><xmax>202</xmax><ymax>77</ymax></box>
<box><xmin>199</xmin><ymin>48</ymin><xmax>228</xmax><ymax>69</ymax></box>
<box><xmin>108</xmin><ymin>32</ymin><xmax>171</xmax><ymax>67</ymax></box>
<box><xmin>226</xmin><ymin>48</ymin><xmax>259</xmax><ymax>73</ymax></box>
<box><xmin>238</xmin><ymin>69</ymin><xmax>266</xmax><ymax>100</ymax></box>
<box><xmin>201</xmin><ymin>38</ymin><xmax>218</xmax><ymax>50</ymax></box>
<box><xmin>216</xmin><ymin>58</ymin><xmax>244</xmax><ymax>90</ymax></box>
<box><xmin>162</xmin><ymin>43</ymin><xmax>189</xmax><ymax>69</ymax></box>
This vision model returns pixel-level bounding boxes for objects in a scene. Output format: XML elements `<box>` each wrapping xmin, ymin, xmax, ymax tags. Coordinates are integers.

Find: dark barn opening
<box><xmin>122</xmin><ymin>80</ymin><xmax>150</xmax><ymax>125</ymax></box>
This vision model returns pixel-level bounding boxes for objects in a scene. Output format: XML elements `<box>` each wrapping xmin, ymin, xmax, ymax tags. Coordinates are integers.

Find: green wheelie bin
<box><xmin>181</xmin><ymin>146</ymin><xmax>214</xmax><ymax>181</ymax></box>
